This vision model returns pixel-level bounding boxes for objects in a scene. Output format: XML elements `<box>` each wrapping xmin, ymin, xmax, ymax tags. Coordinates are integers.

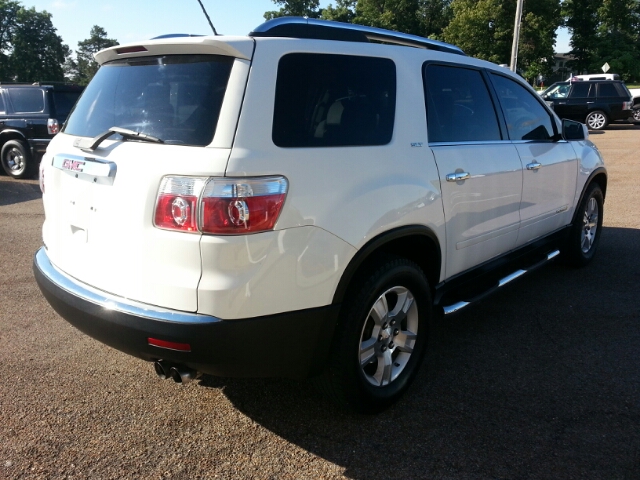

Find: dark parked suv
<box><xmin>540</xmin><ymin>80</ymin><xmax>633</xmax><ymax>130</ymax></box>
<box><xmin>0</xmin><ymin>83</ymin><xmax>84</xmax><ymax>178</ymax></box>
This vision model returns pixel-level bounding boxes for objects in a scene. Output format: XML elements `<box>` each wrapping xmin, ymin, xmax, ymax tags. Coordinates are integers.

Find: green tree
<box><xmin>353</xmin><ymin>0</ymin><xmax>423</xmax><ymax>35</ymax></box>
<box><xmin>322</xmin><ymin>0</ymin><xmax>357</xmax><ymax>23</ymax></box>
<box><xmin>443</xmin><ymin>0</ymin><xmax>513</xmax><ymax>63</ymax></box>
<box><xmin>419</xmin><ymin>0</ymin><xmax>453</xmax><ymax>39</ymax></box>
<box><xmin>10</xmin><ymin>6</ymin><xmax>68</xmax><ymax>82</ymax></box>
<box><xmin>518</xmin><ymin>0</ymin><xmax>561</xmax><ymax>82</ymax></box>
<box><xmin>592</xmin><ymin>0</ymin><xmax>640</xmax><ymax>80</ymax></box>
<box><xmin>0</xmin><ymin>0</ymin><xmax>20</xmax><ymax>79</ymax></box>
<box><xmin>67</xmin><ymin>26</ymin><xmax>118</xmax><ymax>85</ymax></box>
<box><xmin>264</xmin><ymin>0</ymin><xmax>322</xmax><ymax>20</ymax></box>
<box><xmin>562</xmin><ymin>0</ymin><xmax>599</xmax><ymax>73</ymax></box>
<box><xmin>443</xmin><ymin>0</ymin><xmax>560</xmax><ymax>83</ymax></box>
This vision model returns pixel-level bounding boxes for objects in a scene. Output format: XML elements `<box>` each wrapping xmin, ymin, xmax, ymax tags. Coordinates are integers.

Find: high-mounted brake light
<box><xmin>153</xmin><ymin>176</ymin><xmax>288</xmax><ymax>235</ymax></box>
<box><xmin>116</xmin><ymin>46</ymin><xmax>148</xmax><ymax>54</ymax></box>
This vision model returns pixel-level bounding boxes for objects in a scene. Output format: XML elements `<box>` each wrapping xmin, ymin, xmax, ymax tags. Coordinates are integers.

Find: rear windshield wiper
<box><xmin>74</xmin><ymin>126</ymin><xmax>164</xmax><ymax>152</ymax></box>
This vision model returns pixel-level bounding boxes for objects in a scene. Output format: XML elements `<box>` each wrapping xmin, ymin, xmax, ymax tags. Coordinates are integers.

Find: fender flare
<box><xmin>332</xmin><ymin>225</ymin><xmax>442</xmax><ymax>305</ymax></box>
<box><xmin>571</xmin><ymin>167</ymin><xmax>607</xmax><ymax>225</ymax></box>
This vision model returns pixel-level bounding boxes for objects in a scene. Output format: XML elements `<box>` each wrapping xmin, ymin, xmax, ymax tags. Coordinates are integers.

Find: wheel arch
<box><xmin>573</xmin><ymin>168</ymin><xmax>607</xmax><ymax>225</ymax></box>
<box><xmin>0</xmin><ymin>130</ymin><xmax>28</xmax><ymax>152</ymax></box>
<box><xmin>332</xmin><ymin>226</ymin><xmax>442</xmax><ymax>305</ymax></box>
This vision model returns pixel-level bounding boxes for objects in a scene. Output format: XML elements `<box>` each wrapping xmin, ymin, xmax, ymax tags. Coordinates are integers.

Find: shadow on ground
<box><xmin>0</xmin><ymin>178</ymin><xmax>41</xmax><ymax>206</ymax></box>
<box><xmin>199</xmin><ymin>226</ymin><xmax>640</xmax><ymax>479</ymax></box>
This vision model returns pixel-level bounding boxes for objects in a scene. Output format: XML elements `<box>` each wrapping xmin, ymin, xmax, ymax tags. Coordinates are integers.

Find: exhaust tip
<box><xmin>169</xmin><ymin>366</ymin><xmax>201</xmax><ymax>384</ymax></box>
<box><xmin>154</xmin><ymin>360</ymin><xmax>171</xmax><ymax>379</ymax></box>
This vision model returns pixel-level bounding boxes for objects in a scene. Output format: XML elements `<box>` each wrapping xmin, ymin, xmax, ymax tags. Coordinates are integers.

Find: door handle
<box><xmin>446</xmin><ymin>172</ymin><xmax>471</xmax><ymax>182</ymax></box>
<box><xmin>526</xmin><ymin>162</ymin><xmax>542</xmax><ymax>171</ymax></box>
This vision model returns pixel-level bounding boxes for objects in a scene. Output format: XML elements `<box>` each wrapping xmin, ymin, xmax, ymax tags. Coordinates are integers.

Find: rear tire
<box><xmin>564</xmin><ymin>183</ymin><xmax>604</xmax><ymax>267</ymax></box>
<box><xmin>585</xmin><ymin>110</ymin><xmax>608</xmax><ymax>130</ymax></box>
<box><xmin>317</xmin><ymin>256</ymin><xmax>432</xmax><ymax>413</ymax></box>
<box><xmin>1</xmin><ymin>140</ymin><xmax>35</xmax><ymax>179</ymax></box>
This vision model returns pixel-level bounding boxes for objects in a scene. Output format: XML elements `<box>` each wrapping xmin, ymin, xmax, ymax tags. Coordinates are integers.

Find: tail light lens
<box><xmin>47</xmin><ymin>118</ymin><xmax>59</xmax><ymax>135</ymax></box>
<box><xmin>623</xmin><ymin>101</ymin><xmax>632</xmax><ymax>110</ymax></box>
<box><xmin>201</xmin><ymin>177</ymin><xmax>288</xmax><ymax>234</ymax></box>
<box><xmin>154</xmin><ymin>176</ymin><xmax>208</xmax><ymax>232</ymax></box>
<box><xmin>154</xmin><ymin>176</ymin><xmax>288</xmax><ymax>235</ymax></box>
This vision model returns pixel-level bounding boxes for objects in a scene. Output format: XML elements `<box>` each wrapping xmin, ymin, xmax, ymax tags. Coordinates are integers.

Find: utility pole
<box><xmin>510</xmin><ymin>0</ymin><xmax>524</xmax><ymax>72</ymax></box>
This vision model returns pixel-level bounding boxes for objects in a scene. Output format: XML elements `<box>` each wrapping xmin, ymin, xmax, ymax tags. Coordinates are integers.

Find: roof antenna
<box><xmin>196</xmin><ymin>0</ymin><xmax>219</xmax><ymax>35</ymax></box>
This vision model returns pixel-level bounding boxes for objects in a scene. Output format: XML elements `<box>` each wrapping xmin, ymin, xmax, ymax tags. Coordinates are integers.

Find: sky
<box><xmin>22</xmin><ymin>0</ymin><xmax>572</xmax><ymax>54</ymax></box>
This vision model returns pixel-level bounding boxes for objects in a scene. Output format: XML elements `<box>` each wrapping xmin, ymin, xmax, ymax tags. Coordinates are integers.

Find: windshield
<box><xmin>63</xmin><ymin>54</ymin><xmax>234</xmax><ymax>146</ymax></box>
<box><xmin>543</xmin><ymin>83</ymin><xmax>570</xmax><ymax>99</ymax></box>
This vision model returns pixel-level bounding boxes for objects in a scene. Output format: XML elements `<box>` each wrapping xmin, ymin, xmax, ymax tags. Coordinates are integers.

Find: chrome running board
<box><xmin>443</xmin><ymin>250</ymin><xmax>560</xmax><ymax>315</ymax></box>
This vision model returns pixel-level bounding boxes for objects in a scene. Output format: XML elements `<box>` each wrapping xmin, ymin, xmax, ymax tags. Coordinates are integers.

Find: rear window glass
<box><xmin>52</xmin><ymin>91</ymin><xmax>83</xmax><ymax>119</ymax></box>
<box><xmin>7</xmin><ymin>89</ymin><xmax>45</xmax><ymax>113</ymax></box>
<box><xmin>598</xmin><ymin>83</ymin><xmax>619</xmax><ymax>97</ymax></box>
<box><xmin>63</xmin><ymin>55</ymin><xmax>234</xmax><ymax>146</ymax></box>
<box><xmin>273</xmin><ymin>53</ymin><xmax>396</xmax><ymax>147</ymax></box>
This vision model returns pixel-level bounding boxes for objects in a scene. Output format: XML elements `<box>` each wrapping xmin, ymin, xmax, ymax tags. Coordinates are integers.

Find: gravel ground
<box><xmin>1</xmin><ymin>124</ymin><xmax>639</xmax><ymax>479</ymax></box>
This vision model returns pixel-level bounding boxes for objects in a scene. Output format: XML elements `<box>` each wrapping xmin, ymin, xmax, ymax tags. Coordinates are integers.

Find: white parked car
<box><xmin>34</xmin><ymin>17</ymin><xmax>607</xmax><ymax>413</ymax></box>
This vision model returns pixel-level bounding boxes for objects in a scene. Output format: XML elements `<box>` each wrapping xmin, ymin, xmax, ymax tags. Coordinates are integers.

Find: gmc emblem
<box><xmin>62</xmin><ymin>159</ymin><xmax>85</xmax><ymax>172</ymax></box>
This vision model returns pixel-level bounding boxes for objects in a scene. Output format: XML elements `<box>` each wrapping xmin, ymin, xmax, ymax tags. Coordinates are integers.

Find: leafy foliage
<box><xmin>65</xmin><ymin>26</ymin><xmax>118</xmax><ymax>85</ymax></box>
<box><xmin>593</xmin><ymin>0</ymin><xmax>640</xmax><ymax>80</ymax></box>
<box><xmin>9</xmin><ymin>6</ymin><xmax>68</xmax><ymax>82</ymax></box>
<box><xmin>264</xmin><ymin>0</ymin><xmax>323</xmax><ymax>20</ymax></box>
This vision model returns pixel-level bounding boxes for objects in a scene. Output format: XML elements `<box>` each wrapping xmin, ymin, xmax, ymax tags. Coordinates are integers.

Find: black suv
<box><xmin>0</xmin><ymin>83</ymin><xmax>84</xmax><ymax>178</ymax></box>
<box><xmin>540</xmin><ymin>80</ymin><xmax>633</xmax><ymax>130</ymax></box>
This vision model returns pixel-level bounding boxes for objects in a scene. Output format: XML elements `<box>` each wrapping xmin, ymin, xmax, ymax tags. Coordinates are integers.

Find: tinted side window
<box><xmin>52</xmin><ymin>91</ymin><xmax>83</xmax><ymax>119</ymax></box>
<box><xmin>273</xmin><ymin>54</ymin><xmax>396</xmax><ymax>147</ymax></box>
<box><xmin>425</xmin><ymin>64</ymin><xmax>501</xmax><ymax>143</ymax></box>
<box><xmin>7</xmin><ymin>89</ymin><xmax>45</xmax><ymax>113</ymax></box>
<box><xmin>570</xmin><ymin>83</ymin><xmax>594</xmax><ymax>98</ymax></box>
<box><xmin>0</xmin><ymin>92</ymin><xmax>5</xmax><ymax>113</ymax></box>
<box><xmin>598</xmin><ymin>83</ymin><xmax>619</xmax><ymax>97</ymax></box>
<box><xmin>490</xmin><ymin>73</ymin><xmax>555</xmax><ymax>141</ymax></box>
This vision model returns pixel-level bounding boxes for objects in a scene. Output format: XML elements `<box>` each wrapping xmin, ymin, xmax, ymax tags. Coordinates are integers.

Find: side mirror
<box><xmin>562</xmin><ymin>118</ymin><xmax>588</xmax><ymax>141</ymax></box>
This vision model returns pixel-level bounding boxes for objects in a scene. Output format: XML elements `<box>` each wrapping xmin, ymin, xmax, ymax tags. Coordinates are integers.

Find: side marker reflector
<box><xmin>148</xmin><ymin>338</ymin><xmax>191</xmax><ymax>352</ymax></box>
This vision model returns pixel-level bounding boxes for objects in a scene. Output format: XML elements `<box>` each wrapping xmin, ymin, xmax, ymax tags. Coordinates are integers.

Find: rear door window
<box><xmin>7</xmin><ymin>88</ymin><xmax>45</xmax><ymax>113</ymax></box>
<box><xmin>569</xmin><ymin>82</ymin><xmax>594</xmax><ymax>98</ymax></box>
<box><xmin>63</xmin><ymin>55</ymin><xmax>234</xmax><ymax>146</ymax></box>
<box><xmin>273</xmin><ymin>53</ymin><xmax>396</xmax><ymax>147</ymax></box>
<box><xmin>424</xmin><ymin>64</ymin><xmax>502</xmax><ymax>143</ymax></box>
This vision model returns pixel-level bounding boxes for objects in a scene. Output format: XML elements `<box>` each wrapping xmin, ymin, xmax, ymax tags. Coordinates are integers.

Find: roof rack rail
<box><xmin>150</xmin><ymin>33</ymin><xmax>205</xmax><ymax>40</ymax></box>
<box><xmin>249</xmin><ymin>17</ymin><xmax>465</xmax><ymax>56</ymax></box>
<box><xmin>0</xmin><ymin>81</ymin><xmax>81</xmax><ymax>87</ymax></box>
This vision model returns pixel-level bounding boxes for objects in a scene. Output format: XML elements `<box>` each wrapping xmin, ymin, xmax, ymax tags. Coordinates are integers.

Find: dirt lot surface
<box><xmin>1</xmin><ymin>125</ymin><xmax>639</xmax><ymax>479</ymax></box>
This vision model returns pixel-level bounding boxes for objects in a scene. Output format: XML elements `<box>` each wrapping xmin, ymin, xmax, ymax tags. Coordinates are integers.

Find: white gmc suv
<box><xmin>34</xmin><ymin>17</ymin><xmax>606</xmax><ymax>413</ymax></box>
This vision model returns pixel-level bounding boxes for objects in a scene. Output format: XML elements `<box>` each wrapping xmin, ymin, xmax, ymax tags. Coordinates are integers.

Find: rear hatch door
<box><xmin>41</xmin><ymin>39</ymin><xmax>253</xmax><ymax>312</ymax></box>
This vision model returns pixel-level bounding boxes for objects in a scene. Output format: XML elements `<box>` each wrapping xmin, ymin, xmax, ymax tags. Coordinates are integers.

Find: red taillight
<box><xmin>154</xmin><ymin>176</ymin><xmax>288</xmax><ymax>235</ymax></box>
<box><xmin>154</xmin><ymin>194</ymin><xmax>199</xmax><ymax>232</ymax></box>
<box><xmin>154</xmin><ymin>177</ymin><xmax>207</xmax><ymax>232</ymax></box>
<box><xmin>148</xmin><ymin>338</ymin><xmax>191</xmax><ymax>352</ymax></box>
<box><xmin>47</xmin><ymin>118</ymin><xmax>59</xmax><ymax>135</ymax></box>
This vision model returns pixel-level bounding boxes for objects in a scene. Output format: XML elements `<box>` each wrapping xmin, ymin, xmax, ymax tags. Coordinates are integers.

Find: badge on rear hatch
<box><xmin>52</xmin><ymin>154</ymin><xmax>117</xmax><ymax>185</ymax></box>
